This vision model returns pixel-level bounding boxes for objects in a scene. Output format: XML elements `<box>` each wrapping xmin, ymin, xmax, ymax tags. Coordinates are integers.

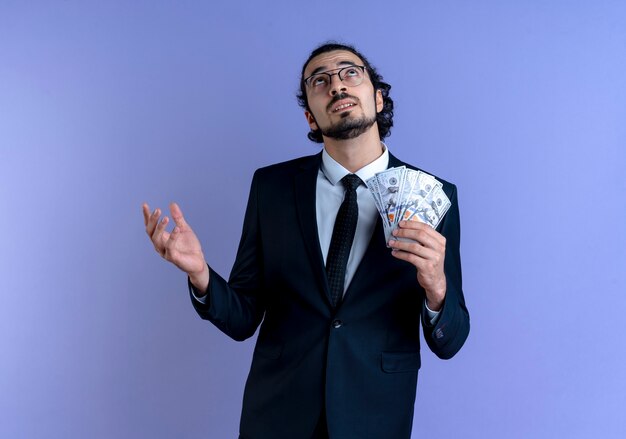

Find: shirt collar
<box><xmin>320</xmin><ymin>142</ymin><xmax>390</xmax><ymax>186</ymax></box>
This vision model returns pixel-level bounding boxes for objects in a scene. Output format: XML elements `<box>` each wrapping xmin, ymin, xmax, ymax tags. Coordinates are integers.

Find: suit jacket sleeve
<box><xmin>421</xmin><ymin>183</ymin><xmax>470</xmax><ymax>359</ymax></box>
<box><xmin>188</xmin><ymin>170</ymin><xmax>265</xmax><ymax>342</ymax></box>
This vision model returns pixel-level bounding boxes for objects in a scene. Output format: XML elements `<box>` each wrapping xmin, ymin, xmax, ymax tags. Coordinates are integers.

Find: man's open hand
<box><xmin>142</xmin><ymin>202</ymin><xmax>209</xmax><ymax>292</ymax></box>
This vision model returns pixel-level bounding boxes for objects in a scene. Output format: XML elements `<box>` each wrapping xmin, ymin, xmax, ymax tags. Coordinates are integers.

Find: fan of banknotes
<box><xmin>365</xmin><ymin>166</ymin><xmax>451</xmax><ymax>243</ymax></box>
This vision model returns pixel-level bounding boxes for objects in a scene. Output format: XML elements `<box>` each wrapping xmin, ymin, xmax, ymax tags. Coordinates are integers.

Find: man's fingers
<box><xmin>151</xmin><ymin>216</ymin><xmax>170</xmax><ymax>253</ymax></box>
<box><xmin>164</xmin><ymin>226</ymin><xmax>181</xmax><ymax>249</ymax></box>
<box><xmin>393</xmin><ymin>228</ymin><xmax>438</xmax><ymax>251</ymax></box>
<box><xmin>152</xmin><ymin>215</ymin><xmax>169</xmax><ymax>239</ymax></box>
<box><xmin>166</xmin><ymin>225</ymin><xmax>180</xmax><ymax>242</ymax></box>
<box><xmin>399</xmin><ymin>219</ymin><xmax>439</xmax><ymax>236</ymax></box>
<box><xmin>397</xmin><ymin>219</ymin><xmax>428</xmax><ymax>230</ymax></box>
<box><xmin>142</xmin><ymin>203</ymin><xmax>151</xmax><ymax>226</ymax></box>
<box><xmin>389</xmin><ymin>238</ymin><xmax>433</xmax><ymax>260</ymax></box>
<box><xmin>390</xmin><ymin>247</ymin><xmax>414</xmax><ymax>264</ymax></box>
<box><xmin>169</xmin><ymin>202</ymin><xmax>189</xmax><ymax>230</ymax></box>
<box><xmin>143</xmin><ymin>202</ymin><xmax>200</xmax><ymax>268</ymax></box>
<box><xmin>145</xmin><ymin>209</ymin><xmax>159</xmax><ymax>236</ymax></box>
<box><xmin>390</xmin><ymin>247</ymin><xmax>428</xmax><ymax>270</ymax></box>
<box><xmin>396</xmin><ymin>221</ymin><xmax>445</xmax><ymax>248</ymax></box>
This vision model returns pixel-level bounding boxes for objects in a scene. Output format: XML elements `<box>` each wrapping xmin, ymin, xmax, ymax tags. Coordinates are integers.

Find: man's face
<box><xmin>303</xmin><ymin>50</ymin><xmax>383</xmax><ymax>141</ymax></box>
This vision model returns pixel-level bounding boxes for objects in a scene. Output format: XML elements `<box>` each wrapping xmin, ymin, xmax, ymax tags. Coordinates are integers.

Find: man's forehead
<box><xmin>304</xmin><ymin>50</ymin><xmax>364</xmax><ymax>77</ymax></box>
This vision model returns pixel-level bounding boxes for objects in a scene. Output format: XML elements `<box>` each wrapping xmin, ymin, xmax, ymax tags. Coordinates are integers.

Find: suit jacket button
<box><xmin>332</xmin><ymin>319</ymin><xmax>343</xmax><ymax>329</ymax></box>
<box><xmin>435</xmin><ymin>328</ymin><xmax>444</xmax><ymax>339</ymax></box>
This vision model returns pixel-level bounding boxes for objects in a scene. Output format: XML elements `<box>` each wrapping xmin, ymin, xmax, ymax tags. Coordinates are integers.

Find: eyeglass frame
<box><xmin>302</xmin><ymin>65</ymin><xmax>368</xmax><ymax>91</ymax></box>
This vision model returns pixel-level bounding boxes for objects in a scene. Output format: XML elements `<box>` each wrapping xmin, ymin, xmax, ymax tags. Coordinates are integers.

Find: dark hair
<box><xmin>296</xmin><ymin>42</ymin><xmax>394</xmax><ymax>143</ymax></box>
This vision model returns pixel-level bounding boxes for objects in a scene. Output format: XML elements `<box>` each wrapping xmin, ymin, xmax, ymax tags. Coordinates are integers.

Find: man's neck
<box><xmin>322</xmin><ymin>127</ymin><xmax>384</xmax><ymax>173</ymax></box>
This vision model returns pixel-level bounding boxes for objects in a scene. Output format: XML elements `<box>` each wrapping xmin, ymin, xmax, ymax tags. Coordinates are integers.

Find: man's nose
<box><xmin>329</xmin><ymin>74</ymin><xmax>346</xmax><ymax>96</ymax></box>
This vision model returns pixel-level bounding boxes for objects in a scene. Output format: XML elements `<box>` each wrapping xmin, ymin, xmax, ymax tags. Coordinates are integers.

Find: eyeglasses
<box><xmin>303</xmin><ymin>65</ymin><xmax>366</xmax><ymax>93</ymax></box>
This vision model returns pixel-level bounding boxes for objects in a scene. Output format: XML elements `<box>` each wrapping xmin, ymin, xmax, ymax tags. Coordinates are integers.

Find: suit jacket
<box><xmin>190</xmin><ymin>152</ymin><xmax>470</xmax><ymax>439</ymax></box>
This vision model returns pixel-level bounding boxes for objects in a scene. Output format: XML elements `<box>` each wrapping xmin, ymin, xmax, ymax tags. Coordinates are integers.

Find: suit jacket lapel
<box><xmin>293</xmin><ymin>153</ymin><xmax>332</xmax><ymax>305</ymax></box>
<box><xmin>387</xmin><ymin>152</ymin><xmax>403</xmax><ymax>169</ymax></box>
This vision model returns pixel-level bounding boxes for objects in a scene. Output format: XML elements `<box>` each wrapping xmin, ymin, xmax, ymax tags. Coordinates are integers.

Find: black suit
<box><xmin>191</xmin><ymin>152</ymin><xmax>470</xmax><ymax>438</ymax></box>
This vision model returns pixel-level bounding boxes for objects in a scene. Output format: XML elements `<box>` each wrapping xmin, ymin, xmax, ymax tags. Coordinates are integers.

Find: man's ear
<box><xmin>376</xmin><ymin>89</ymin><xmax>384</xmax><ymax>113</ymax></box>
<box><xmin>305</xmin><ymin>111</ymin><xmax>318</xmax><ymax>130</ymax></box>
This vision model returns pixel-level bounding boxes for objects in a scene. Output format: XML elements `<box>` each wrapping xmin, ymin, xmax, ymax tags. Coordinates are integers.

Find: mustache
<box><xmin>327</xmin><ymin>92</ymin><xmax>359</xmax><ymax>111</ymax></box>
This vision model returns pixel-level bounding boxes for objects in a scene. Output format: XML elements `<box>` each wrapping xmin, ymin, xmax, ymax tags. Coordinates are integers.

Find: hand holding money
<box><xmin>366</xmin><ymin>167</ymin><xmax>451</xmax><ymax>310</ymax></box>
<box><xmin>142</xmin><ymin>202</ymin><xmax>209</xmax><ymax>293</ymax></box>
<box><xmin>388</xmin><ymin>220</ymin><xmax>447</xmax><ymax>310</ymax></box>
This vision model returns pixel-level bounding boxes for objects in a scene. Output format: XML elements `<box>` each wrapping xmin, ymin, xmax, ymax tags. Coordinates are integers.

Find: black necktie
<box><xmin>326</xmin><ymin>174</ymin><xmax>362</xmax><ymax>308</ymax></box>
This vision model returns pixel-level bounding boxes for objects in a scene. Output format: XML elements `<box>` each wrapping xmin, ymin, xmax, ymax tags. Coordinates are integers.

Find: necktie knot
<box><xmin>341</xmin><ymin>174</ymin><xmax>362</xmax><ymax>193</ymax></box>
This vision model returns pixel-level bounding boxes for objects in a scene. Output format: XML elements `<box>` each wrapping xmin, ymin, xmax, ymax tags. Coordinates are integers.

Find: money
<box><xmin>366</xmin><ymin>167</ymin><xmax>451</xmax><ymax>244</ymax></box>
<box><xmin>405</xmin><ymin>185</ymin><xmax>451</xmax><ymax>229</ymax></box>
<box><xmin>375</xmin><ymin>166</ymin><xmax>406</xmax><ymax>227</ymax></box>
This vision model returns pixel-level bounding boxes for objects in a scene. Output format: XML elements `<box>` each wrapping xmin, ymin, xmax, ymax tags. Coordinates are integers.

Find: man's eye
<box><xmin>311</xmin><ymin>76</ymin><xmax>329</xmax><ymax>87</ymax></box>
<box><xmin>344</xmin><ymin>68</ymin><xmax>359</xmax><ymax>77</ymax></box>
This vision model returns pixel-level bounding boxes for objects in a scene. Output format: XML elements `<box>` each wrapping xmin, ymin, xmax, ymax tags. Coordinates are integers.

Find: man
<box><xmin>143</xmin><ymin>42</ymin><xmax>469</xmax><ymax>439</ymax></box>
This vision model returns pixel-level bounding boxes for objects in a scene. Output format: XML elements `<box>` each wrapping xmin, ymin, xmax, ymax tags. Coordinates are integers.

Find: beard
<box><xmin>320</xmin><ymin>113</ymin><xmax>377</xmax><ymax>140</ymax></box>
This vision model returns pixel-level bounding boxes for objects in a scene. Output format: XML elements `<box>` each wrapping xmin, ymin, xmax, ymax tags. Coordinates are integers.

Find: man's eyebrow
<box><xmin>308</xmin><ymin>61</ymin><xmax>359</xmax><ymax>77</ymax></box>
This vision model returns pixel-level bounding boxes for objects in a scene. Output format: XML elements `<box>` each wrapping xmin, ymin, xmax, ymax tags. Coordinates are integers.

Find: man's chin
<box><xmin>338</xmin><ymin>110</ymin><xmax>353</xmax><ymax>119</ymax></box>
<box><xmin>321</xmin><ymin>116</ymin><xmax>377</xmax><ymax>140</ymax></box>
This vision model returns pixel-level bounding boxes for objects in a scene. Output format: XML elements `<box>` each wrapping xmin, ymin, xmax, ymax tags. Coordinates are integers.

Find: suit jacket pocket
<box><xmin>381</xmin><ymin>351</ymin><xmax>421</xmax><ymax>373</ymax></box>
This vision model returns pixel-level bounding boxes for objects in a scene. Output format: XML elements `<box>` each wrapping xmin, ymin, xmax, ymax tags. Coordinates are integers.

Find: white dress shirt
<box><xmin>316</xmin><ymin>145</ymin><xmax>388</xmax><ymax>293</ymax></box>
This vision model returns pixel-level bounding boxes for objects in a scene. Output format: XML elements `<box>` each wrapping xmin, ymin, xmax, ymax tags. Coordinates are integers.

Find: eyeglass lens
<box><xmin>306</xmin><ymin>66</ymin><xmax>365</xmax><ymax>92</ymax></box>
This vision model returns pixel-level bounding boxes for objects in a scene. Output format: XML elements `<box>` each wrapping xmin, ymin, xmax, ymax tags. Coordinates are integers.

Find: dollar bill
<box><xmin>406</xmin><ymin>185</ymin><xmax>451</xmax><ymax>229</ymax></box>
<box><xmin>401</xmin><ymin>172</ymin><xmax>442</xmax><ymax>222</ymax></box>
<box><xmin>375</xmin><ymin>166</ymin><xmax>406</xmax><ymax>228</ymax></box>
<box><xmin>366</xmin><ymin>166</ymin><xmax>451</xmax><ymax>244</ymax></box>
<box><xmin>394</xmin><ymin>169</ymin><xmax>419</xmax><ymax>223</ymax></box>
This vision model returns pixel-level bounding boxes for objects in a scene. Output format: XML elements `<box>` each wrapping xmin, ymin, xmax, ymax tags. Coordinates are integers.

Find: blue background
<box><xmin>1</xmin><ymin>1</ymin><xmax>625</xmax><ymax>437</ymax></box>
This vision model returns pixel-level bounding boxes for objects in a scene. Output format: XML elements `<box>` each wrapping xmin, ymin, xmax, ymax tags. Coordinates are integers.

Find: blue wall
<box><xmin>1</xmin><ymin>1</ymin><xmax>625</xmax><ymax>437</ymax></box>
